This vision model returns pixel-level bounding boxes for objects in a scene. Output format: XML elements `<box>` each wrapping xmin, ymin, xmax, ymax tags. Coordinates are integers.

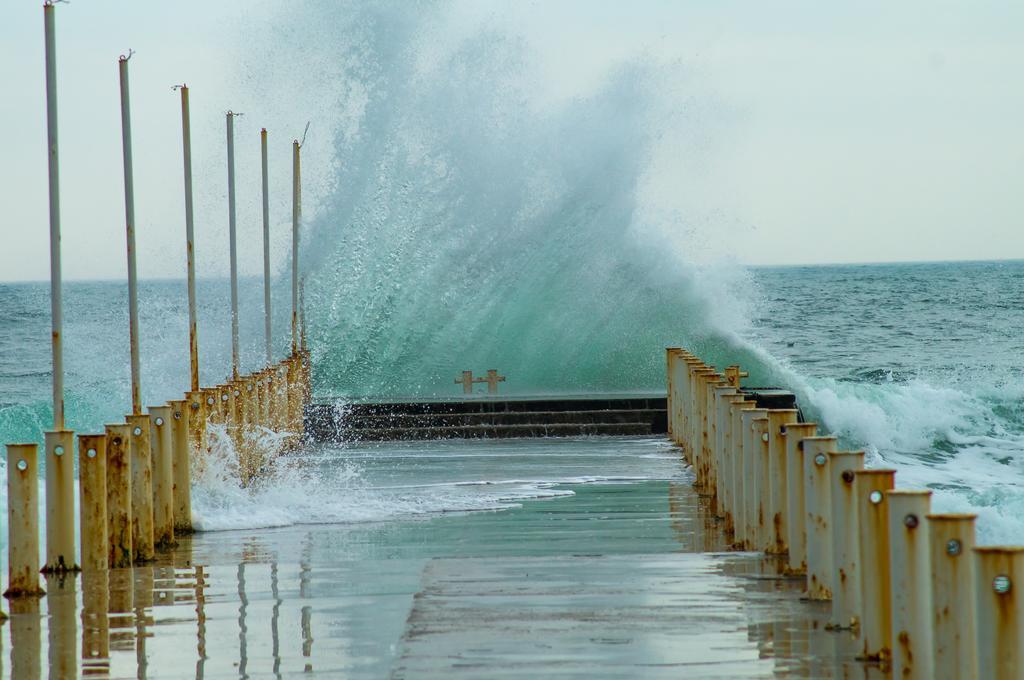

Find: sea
<box><xmin>0</xmin><ymin>260</ymin><xmax>1022</xmax><ymax>546</ymax></box>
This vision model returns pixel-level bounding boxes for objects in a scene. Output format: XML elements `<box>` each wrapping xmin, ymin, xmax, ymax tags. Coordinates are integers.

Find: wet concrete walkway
<box><xmin>1</xmin><ymin>437</ymin><xmax>881</xmax><ymax>678</ymax></box>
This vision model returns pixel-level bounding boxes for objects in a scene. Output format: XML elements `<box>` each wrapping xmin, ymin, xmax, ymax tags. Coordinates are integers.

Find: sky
<box><xmin>1</xmin><ymin>1</ymin><xmax>1022</xmax><ymax>281</ymax></box>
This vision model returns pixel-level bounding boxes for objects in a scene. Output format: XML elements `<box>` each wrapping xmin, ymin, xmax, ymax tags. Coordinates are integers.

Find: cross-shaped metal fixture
<box><xmin>455</xmin><ymin>369</ymin><xmax>506</xmax><ymax>395</ymax></box>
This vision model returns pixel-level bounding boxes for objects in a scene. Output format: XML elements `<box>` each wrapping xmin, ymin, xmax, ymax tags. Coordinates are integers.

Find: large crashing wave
<box><xmin>256</xmin><ymin>1</ymin><xmax>771</xmax><ymax>398</ymax></box>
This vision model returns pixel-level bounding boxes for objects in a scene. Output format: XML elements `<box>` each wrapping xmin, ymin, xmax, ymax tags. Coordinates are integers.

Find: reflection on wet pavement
<box><xmin>0</xmin><ymin>439</ymin><xmax>886</xmax><ymax>678</ymax></box>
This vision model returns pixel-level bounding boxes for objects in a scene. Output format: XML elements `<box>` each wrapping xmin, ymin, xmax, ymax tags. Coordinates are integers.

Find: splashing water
<box><xmin>0</xmin><ymin>3</ymin><xmax>1021</xmax><ymax>546</ymax></box>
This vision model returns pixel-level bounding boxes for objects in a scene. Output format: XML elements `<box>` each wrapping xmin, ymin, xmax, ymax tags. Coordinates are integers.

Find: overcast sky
<box><xmin>2</xmin><ymin>1</ymin><xmax>1022</xmax><ymax>282</ymax></box>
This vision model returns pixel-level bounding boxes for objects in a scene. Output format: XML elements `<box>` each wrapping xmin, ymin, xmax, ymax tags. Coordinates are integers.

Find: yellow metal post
<box><xmin>170</xmin><ymin>399</ymin><xmax>193</xmax><ymax>534</ymax></box>
<box><xmin>886</xmin><ymin>490</ymin><xmax>933</xmax><ymax>679</ymax></box>
<box><xmin>186</xmin><ymin>390</ymin><xmax>206</xmax><ymax>454</ymax></box>
<box><xmin>765</xmin><ymin>410</ymin><xmax>799</xmax><ymax>554</ymax></box>
<box><xmin>105</xmin><ymin>424</ymin><xmax>133</xmax><ymax>568</ymax></box>
<box><xmin>44</xmin><ymin>428</ymin><xmax>76</xmax><ymax>572</ymax></box>
<box><xmin>783</xmin><ymin>422</ymin><xmax>818</xmax><ymax>574</ymax></box>
<box><xmin>730</xmin><ymin>399</ymin><xmax>756</xmax><ymax>545</ymax></box>
<box><xmin>927</xmin><ymin>514</ymin><xmax>977</xmax><ymax>680</ymax></box>
<box><xmin>149</xmin><ymin>405</ymin><xmax>175</xmax><ymax>547</ymax></box>
<box><xmin>77</xmin><ymin>434</ymin><xmax>108</xmax><ymax>571</ymax></box>
<box><xmin>5</xmin><ymin>443</ymin><xmax>44</xmax><ymax>597</ymax></box>
<box><xmin>854</xmin><ymin>468</ymin><xmax>896</xmax><ymax>662</ymax></box>
<box><xmin>713</xmin><ymin>386</ymin><xmax>738</xmax><ymax>521</ymax></box>
<box><xmin>827</xmin><ymin>450</ymin><xmax>864</xmax><ymax>629</ymax></box>
<box><xmin>803</xmin><ymin>436</ymin><xmax>837</xmax><ymax>600</ymax></box>
<box><xmin>127</xmin><ymin>414</ymin><xmax>155</xmax><ymax>563</ymax></box>
<box><xmin>973</xmin><ymin>546</ymin><xmax>1024</xmax><ymax>680</ymax></box>
<box><xmin>747</xmin><ymin>414</ymin><xmax>769</xmax><ymax>550</ymax></box>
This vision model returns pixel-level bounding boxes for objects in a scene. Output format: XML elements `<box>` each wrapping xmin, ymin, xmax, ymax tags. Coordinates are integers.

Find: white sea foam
<box><xmin>189</xmin><ymin>436</ymin><xmax>679</xmax><ymax>533</ymax></box>
<box><xmin>740</xmin><ymin>346</ymin><xmax>1024</xmax><ymax>543</ymax></box>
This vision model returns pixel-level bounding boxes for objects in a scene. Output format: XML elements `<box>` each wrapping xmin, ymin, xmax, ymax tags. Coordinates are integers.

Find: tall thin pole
<box><xmin>180</xmin><ymin>86</ymin><xmax>200</xmax><ymax>392</ymax></box>
<box><xmin>299</xmin><ymin>277</ymin><xmax>306</xmax><ymax>352</ymax></box>
<box><xmin>261</xmin><ymin>129</ymin><xmax>272</xmax><ymax>365</ymax></box>
<box><xmin>291</xmin><ymin>140</ymin><xmax>300</xmax><ymax>355</ymax></box>
<box><xmin>43</xmin><ymin>2</ymin><xmax>64</xmax><ymax>430</ymax></box>
<box><xmin>119</xmin><ymin>53</ymin><xmax>142</xmax><ymax>415</ymax></box>
<box><xmin>227</xmin><ymin>112</ymin><xmax>240</xmax><ymax>380</ymax></box>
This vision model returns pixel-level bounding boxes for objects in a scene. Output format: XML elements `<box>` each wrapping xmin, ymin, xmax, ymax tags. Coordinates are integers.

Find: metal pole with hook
<box><xmin>261</xmin><ymin>128</ymin><xmax>272</xmax><ymax>365</ymax></box>
<box><xmin>119</xmin><ymin>51</ymin><xmax>142</xmax><ymax>415</ymax></box>
<box><xmin>44</xmin><ymin>1</ymin><xmax>65</xmax><ymax>429</ymax></box>
<box><xmin>227</xmin><ymin>111</ymin><xmax>242</xmax><ymax>380</ymax></box>
<box><xmin>291</xmin><ymin>138</ymin><xmax>300</xmax><ymax>355</ymax></box>
<box><xmin>177</xmin><ymin>85</ymin><xmax>200</xmax><ymax>392</ymax></box>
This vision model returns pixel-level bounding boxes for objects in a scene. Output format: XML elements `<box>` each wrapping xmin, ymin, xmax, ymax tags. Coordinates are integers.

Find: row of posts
<box><xmin>666</xmin><ymin>348</ymin><xmax>1022</xmax><ymax>680</ymax></box>
<box><xmin>5</xmin><ymin>350</ymin><xmax>310</xmax><ymax>597</ymax></box>
<box><xmin>1</xmin><ymin>2</ymin><xmax>314</xmax><ymax>611</ymax></box>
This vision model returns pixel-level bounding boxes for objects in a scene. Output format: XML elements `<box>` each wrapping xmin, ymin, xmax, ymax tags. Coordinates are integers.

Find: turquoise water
<box><xmin>1</xmin><ymin>261</ymin><xmax>1023</xmax><ymax>544</ymax></box>
<box><xmin>2</xmin><ymin>2</ymin><xmax>1022</xmax><ymax>545</ymax></box>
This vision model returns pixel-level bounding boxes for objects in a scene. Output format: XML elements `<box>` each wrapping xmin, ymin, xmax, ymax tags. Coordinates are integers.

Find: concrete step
<box><xmin>304</xmin><ymin>390</ymin><xmax>796</xmax><ymax>442</ymax></box>
<box><xmin>333</xmin><ymin>396</ymin><xmax>668</xmax><ymax>417</ymax></box>
<box><xmin>341</xmin><ymin>409</ymin><xmax>664</xmax><ymax>429</ymax></box>
<box><xmin>328</xmin><ymin>422</ymin><xmax>655</xmax><ymax>442</ymax></box>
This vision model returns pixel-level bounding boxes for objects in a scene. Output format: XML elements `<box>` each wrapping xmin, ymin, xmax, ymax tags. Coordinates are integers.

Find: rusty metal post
<box><xmin>766</xmin><ymin>410</ymin><xmax>799</xmax><ymax>554</ymax></box>
<box><xmin>706</xmin><ymin>379</ymin><xmax>728</xmax><ymax>506</ymax></box>
<box><xmin>666</xmin><ymin>349</ymin><xmax>677</xmax><ymax>440</ymax></box>
<box><xmin>827</xmin><ymin>450</ymin><xmax>864</xmax><ymax>629</ymax></box>
<box><xmin>256</xmin><ymin>370</ymin><xmax>270</xmax><ymax>425</ymax></box>
<box><xmin>202</xmin><ymin>388</ymin><xmax>220</xmax><ymax>426</ymax></box>
<box><xmin>77</xmin><ymin>434</ymin><xmax>108</xmax><ymax>571</ymax></box>
<box><xmin>928</xmin><ymin>514</ymin><xmax>977</xmax><ymax>679</ymax></box>
<box><xmin>714</xmin><ymin>391</ymin><xmax>734</xmax><ymax>529</ymax></box>
<box><xmin>741</xmin><ymin>408</ymin><xmax>768</xmax><ymax>549</ymax></box>
<box><xmin>187</xmin><ymin>389</ymin><xmax>207</xmax><ymax>454</ymax></box>
<box><xmin>783</xmin><ymin>422</ymin><xmax>818</xmax><ymax>573</ymax></box>
<box><xmin>127</xmin><ymin>414</ymin><xmax>155</xmax><ymax>563</ymax></box>
<box><xmin>149</xmin><ymin>406</ymin><xmax>175</xmax><ymax>547</ymax></box>
<box><xmin>105</xmin><ymin>424</ymin><xmax>132</xmax><ymax>567</ymax></box>
<box><xmin>227</xmin><ymin>111</ymin><xmax>241</xmax><ymax>380</ymax></box>
<box><xmin>681</xmin><ymin>358</ymin><xmax>702</xmax><ymax>455</ymax></box>
<box><xmin>261</xmin><ymin>128</ymin><xmax>273</xmax><ymax>366</ymax></box>
<box><xmin>886</xmin><ymin>490</ymin><xmax>933</xmax><ymax>679</ymax></box>
<box><xmin>44</xmin><ymin>2</ymin><xmax>65</xmax><ymax>430</ymax></box>
<box><xmin>754</xmin><ymin>415</ymin><xmax>774</xmax><ymax>552</ymax></box>
<box><xmin>119</xmin><ymin>53</ymin><xmax>144</xmax><ymax>416</ymax></box>
<box><xmin>232</xmin><ymin>380</ymin><xmax>247</xmax><ymax>428</ymax></box>
<box><xmin>854</xmin><ymin>468</ymin><xmax>896</xmax><ymax>662</ymax></box>
<box><xmin>5</xmin><ymin>444</ymin><xmax>44</xmax><ymax>597</ymax></box>
<box><xmin>292</xmin><ymin>138</ymin><xmax>302</xmax><ymax>355</ymax></box>
<box><xmin>230</xmin><ymin>380</ymin><xmax>245</xmax><ymax>451</ymax></box>
<box><xmin>730</xmin><ymin>399</ymin><xmax>755</xmax><ymax>544</ymax></box>
<box><xmin>803</xmin><ymin>436</ymin><xmax>837</xmax><ymax>600</ymax></box>
<box><xmin>700</xmin><ymin>375</ymin><xmax>718</xmax><ymax>492</ymax></box>
<box><xmin>731</xmin><ymin>401</ymin><xmax>751</xmax><ymax>542</ymax></box>
<box><xmin>245</xmin><ymin>373</ymin><xmax>257</xmax><ymax>430</ymax></box>
<box><xmin>749</xmin><ymin>415</ymin><xmax>770</xmax><ymax>550</ymax></box>
<box><xmin>170</xmin><ymin>399</ymin><xmax>193</xmax><ymax>533</ymax></box>
<box><xmin>713</xmin><ymin>386</ymin><xmax>737</xmax><ymax>520</ymax></box>
<box><xmin>973</xmin><ymin>546</ymin><xmax>1024</xmax><ymax>680</ymax></box>
<box><xmin>44</xmin><ymin>429</ymin><xmax>76</xmax><ymax>572</ymax></box>
<box><xmin>178</xmin><ymin>84</ymin><xmax>200</xmax><ymax>392</ymax></box>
